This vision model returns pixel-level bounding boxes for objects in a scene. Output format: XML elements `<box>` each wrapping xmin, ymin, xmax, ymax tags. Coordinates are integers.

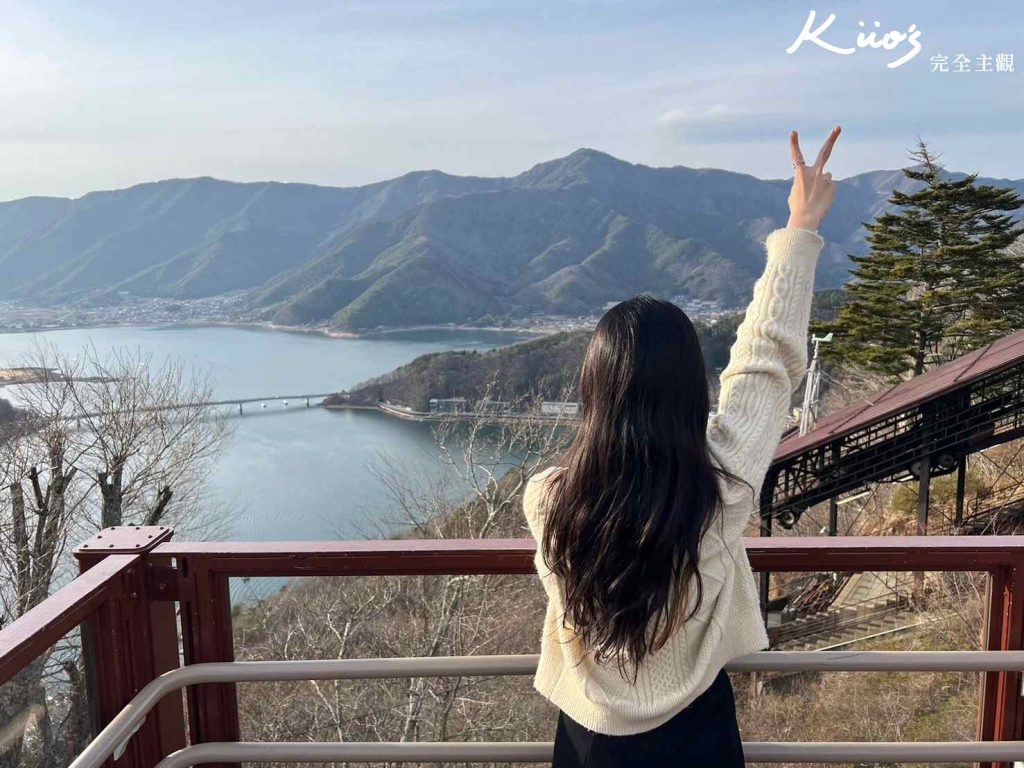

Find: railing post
<box><xmin>978</xmin><ymin>562</ymin><xmax>1024</xmax><ymax>768</ymax></box>
<box><xmin>955</xmin><ymin>456</ymin><xmax>967</xmax><ymax>527</ymax></box>
<box><xmin>178</xmin><ymin>557</ymin><xmax>240</xmax><ymax>768</ymax></box>
<box><xmin>75</xmin><ymin>526</ymin><xmax>184</xmax><ymax>767</ymax></box>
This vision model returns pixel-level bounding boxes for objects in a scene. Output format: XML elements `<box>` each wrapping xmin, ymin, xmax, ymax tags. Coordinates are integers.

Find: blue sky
<box><xmin>1</xmin><ymin>0</ymin><xmax>1021</xmax><ymax>200</ymax></box>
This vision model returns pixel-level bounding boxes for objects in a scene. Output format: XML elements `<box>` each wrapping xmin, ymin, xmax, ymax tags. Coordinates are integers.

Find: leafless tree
<box><xmin>0</xmin><ymin>342</ymin><xmax>231</xmax><ymax>768</ymax></box>
<box><xmin>235</xmin><ymin>388</ymin><xmax>574</xmax><ymax>767</ymax></box>
<box><xmin>386</xmin><ymin>392</ymin><xmax>572</xmax><ymax>751</ymax></box>
<box><xmin>15</xmin><ymin>345</ymin><xmax>230</xmax><ymax>531</ymax></box>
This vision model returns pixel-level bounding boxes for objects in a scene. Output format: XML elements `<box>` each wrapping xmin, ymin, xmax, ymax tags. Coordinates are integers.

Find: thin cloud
<box><xmin>0</xmin><ymin>0</ymin><xmax>1020</xmax><ymax>199</ymax></box>
<box><xmin>655</xmin><ymin>104</ymin><xmax>738</xmax><ymax>126</ymax></box>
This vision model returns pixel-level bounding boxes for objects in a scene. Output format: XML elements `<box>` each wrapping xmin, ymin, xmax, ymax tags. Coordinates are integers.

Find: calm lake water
<box><xmin>0</xmin><ymin>325</ymin><xmax>532</xmax><ymax>545</ymax></box>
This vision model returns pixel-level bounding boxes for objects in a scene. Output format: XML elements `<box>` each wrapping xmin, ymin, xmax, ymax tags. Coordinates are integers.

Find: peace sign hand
<box><xmin>787</xmin><ymin>126</ymin><xmax>841</xmax><ymax>232</ymax></box>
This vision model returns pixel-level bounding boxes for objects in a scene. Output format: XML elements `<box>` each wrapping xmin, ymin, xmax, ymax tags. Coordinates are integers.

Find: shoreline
<box><xmin>0</xmin><ymin>317</ymin><xmax>555</xmax><ymax>340</ymax></box>
<box><xmin>180</xmin><ymin>319</ymin><xmax>549</xmax><ymax>340</ymax></box>
<box><xmin>325</xmin><ymin>400</ymin><xmax>579</xmax><ymax>426</ymax></box>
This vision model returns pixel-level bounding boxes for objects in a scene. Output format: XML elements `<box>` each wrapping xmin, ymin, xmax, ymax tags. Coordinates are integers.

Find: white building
<box><xmin>428</xmin><ymin>397</ymin><xmax>468</xmax><ymax>414</ymax></box>
<box><xmin>540</xmin><ymin>401</ymin><xmax>580</xmax><ymax>418</ymax></box>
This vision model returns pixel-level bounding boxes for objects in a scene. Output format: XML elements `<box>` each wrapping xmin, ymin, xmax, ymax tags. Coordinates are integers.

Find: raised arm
<box><xmin>708</xmin><ymin>127</ymin><xmax>841</xmax><ymax>508</ymax></box>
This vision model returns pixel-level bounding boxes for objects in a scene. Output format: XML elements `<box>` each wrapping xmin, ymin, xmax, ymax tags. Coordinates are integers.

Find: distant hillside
<box><xmin>0</xmin><ymin>172</ymin><xmax>505</xmax><ymax>304</ymax></box>
<box><xmin>330</xmin><ymin>332</ymin><xmax>590</xmax><ymax>411</ymax></box>
<box><xmin>3</xmin><ymin>151</ymin><xmax>1020</xmax><ymax>331</ymax></box>
<box><xmin>330</xmin><ymin>314</ymin><xmax>742</xmax><ymax>412</ymax></box>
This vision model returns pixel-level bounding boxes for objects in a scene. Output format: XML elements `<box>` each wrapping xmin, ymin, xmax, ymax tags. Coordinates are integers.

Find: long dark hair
<box><xmin>542</xmin><ymin>295</ymin><xmax>734</xmax><ymax>678</ymax></box>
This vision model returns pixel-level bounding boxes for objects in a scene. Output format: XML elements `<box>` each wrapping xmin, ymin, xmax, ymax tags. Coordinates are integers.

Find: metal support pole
<box><xmin>237</xmin><ymin>402</ymin><xmax>243</xmax><ymax>416</ymax></box>
<box><xmin>917</xmin><ymin>456</ymin><xmax>932</xmax><ymax>536</ymax></box>
<box><xmin>955</xmin><ymin>456</ymin><xmax>967</xmax><ymax>527</ymax></box>
<box><xmin>827</xmin><ymin>443</ymin><xmax>842</xmax><ymax>536</ymax></box>
<box><xmin>799</xmin><ymin>333</ymin><xmax>833</xmax><ymax>436</ymax></box>
<box><xmin>75</xmin><ymin>527</ymin><xmax>183</xmax><ymax>768</ymax></box>
<box><xmin>912</xmin><ymin>450</ymin><xmax>933</xmax><ymax>600</ymax></box>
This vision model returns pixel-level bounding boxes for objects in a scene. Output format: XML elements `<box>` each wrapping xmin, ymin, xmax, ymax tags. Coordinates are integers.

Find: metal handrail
<box><xmin>154</xmin><ymin>739</ymin><xmax>1024</xmax><ymax>767</ymax></box>
<box><xmin>70</xmin><ymin>652</ymin><xmax>1024</xmax><ymax>768</ymax></box>
<box><xmin>4</xmin><ymin>535</ymin><xmax>1024</xmax><ymax>766</ymax></box>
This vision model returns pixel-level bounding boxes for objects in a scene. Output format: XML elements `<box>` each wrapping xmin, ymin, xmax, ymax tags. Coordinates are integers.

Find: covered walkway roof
<box><xmin>764</xmin><ymin>329</ymin><xmax>1024</xmax><ymax>526</ymax></box>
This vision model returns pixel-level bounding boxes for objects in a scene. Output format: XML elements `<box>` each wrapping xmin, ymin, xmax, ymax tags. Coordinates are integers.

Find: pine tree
<box><xmin>820</xmin><ymin>141</ymin><xmax>1024</xmax><ymax>379</ymax></box>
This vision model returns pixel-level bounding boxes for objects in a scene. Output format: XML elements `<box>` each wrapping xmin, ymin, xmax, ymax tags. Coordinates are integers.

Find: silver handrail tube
<box><xmin>67</xmin><ymin>651</ymin><xmax>1024</xmax><ymax>768</ymax></box>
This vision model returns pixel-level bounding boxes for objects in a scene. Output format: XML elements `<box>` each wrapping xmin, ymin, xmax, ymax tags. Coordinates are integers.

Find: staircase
<box><xmin>951</xmin><ymin>482</ymin><xmax>1024</xmax><ymax>534</ymax></box>
<box><xmin>767</xmin><ymin>472</ymin><xmax>1024</xmax><ymax>650</ymax></box>
<box><xmin>773</xmin><ymin>598</ymin><xmax>919</xmax><ymax>651</ymax></box>
<box><xmin>770</xmin><ymin>571</ymin><xmax>917</xmax><ymax>651</ymax></box>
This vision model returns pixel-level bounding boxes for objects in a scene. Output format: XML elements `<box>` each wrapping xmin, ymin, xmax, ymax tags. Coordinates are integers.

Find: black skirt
<box><xmin>551</xmin><ymin>669</ymin><xmax>744</xmax><ymax>767</ymax></box>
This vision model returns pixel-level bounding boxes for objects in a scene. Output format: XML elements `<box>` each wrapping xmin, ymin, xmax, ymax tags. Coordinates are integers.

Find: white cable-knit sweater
<box><xmin>522</xmin><ymin>227</ymin><xmax>825</xmax><ymax>736</ymax></box>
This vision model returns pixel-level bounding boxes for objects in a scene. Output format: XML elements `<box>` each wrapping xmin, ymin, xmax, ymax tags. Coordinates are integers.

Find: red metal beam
<box><xmin>153</xmin><ymin>536</ymin><xmax>1024</xmax><ymax>577</ymax></box>
<box><xmin>747</xmin><ymin>535</ymin><xmax>1024</xmax><ymax>571</ymax></box>
<box><xmin>0</xmin><ymin>554</ymin><xmax>138</xmax><ymax>687</ymax></box>
<box><xmin>147</xmin><ymin>554</ymin><xmax>189</xmax><ymax>760</ymax></box>
<box><xmin>157</xmin><ymin>538</ymin><xmax>540</xmax><ymax>577</ymax></box>
<box><xmin>178</xmin><ymin>557</ymin><xmax>240</xmax><ymax>768</ymax></box>
<box><xmin>979</xmin><ymin>563</ymin><xmax>1024</xmax><ymax>768</ymax></box>
<box><xmin>979</xmin><ymin>567</ymin><xmax>1007</xmax><ymax>750</ymax></box>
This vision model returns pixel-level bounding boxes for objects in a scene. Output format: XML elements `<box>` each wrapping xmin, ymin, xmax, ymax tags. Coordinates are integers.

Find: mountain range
<box><xmin>2</xmin><ymin>150</ymin><xmax>1021</xmax><ymax>330</ymax></box>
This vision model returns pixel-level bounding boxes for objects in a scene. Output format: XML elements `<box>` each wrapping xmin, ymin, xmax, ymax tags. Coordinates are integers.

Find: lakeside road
<box><xmin>326</xmin><ymin>400</ymin><xmax>580</xmax><ymax>426</ymax></box>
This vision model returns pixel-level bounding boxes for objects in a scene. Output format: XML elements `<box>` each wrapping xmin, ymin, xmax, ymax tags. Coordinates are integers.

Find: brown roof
<box><xmin>775</xmin><ymin>329</ymin><xmax>1024</xmax><ymax>462</ymax></box>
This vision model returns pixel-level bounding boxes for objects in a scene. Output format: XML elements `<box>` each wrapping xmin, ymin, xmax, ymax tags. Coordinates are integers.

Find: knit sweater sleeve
<box><xmin>522</xmin><ymin>466</ymin><xmax>561</xmax><ymax>541</ymax></box>
<box><xmin>707</xmin><ymin>227</ymin><xmax>824</xmax><ymax>530</ymax></box>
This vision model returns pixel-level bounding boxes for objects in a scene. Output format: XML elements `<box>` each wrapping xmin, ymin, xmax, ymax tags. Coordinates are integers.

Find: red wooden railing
<box><xmin>2</xmin><ymin>527</ymin><xmax>1024</xmax><ymax>767</ymax></box>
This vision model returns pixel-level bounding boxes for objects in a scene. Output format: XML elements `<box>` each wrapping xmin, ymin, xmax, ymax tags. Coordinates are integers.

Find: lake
<box><xmin>0</xmin><ymin>325</ymin><xmax>533</xmax><ymax>545</ymax></box>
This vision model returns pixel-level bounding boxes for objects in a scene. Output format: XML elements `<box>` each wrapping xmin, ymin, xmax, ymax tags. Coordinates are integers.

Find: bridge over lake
<box><xmin>66</xmin><ymin>392</ymin><xmax>340</xmax><ymax>419</ymax></box>
<box><xmin>203</xmin><ymin>392</ymin><xmax>337</xmax><ymax>414</ymax></box>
